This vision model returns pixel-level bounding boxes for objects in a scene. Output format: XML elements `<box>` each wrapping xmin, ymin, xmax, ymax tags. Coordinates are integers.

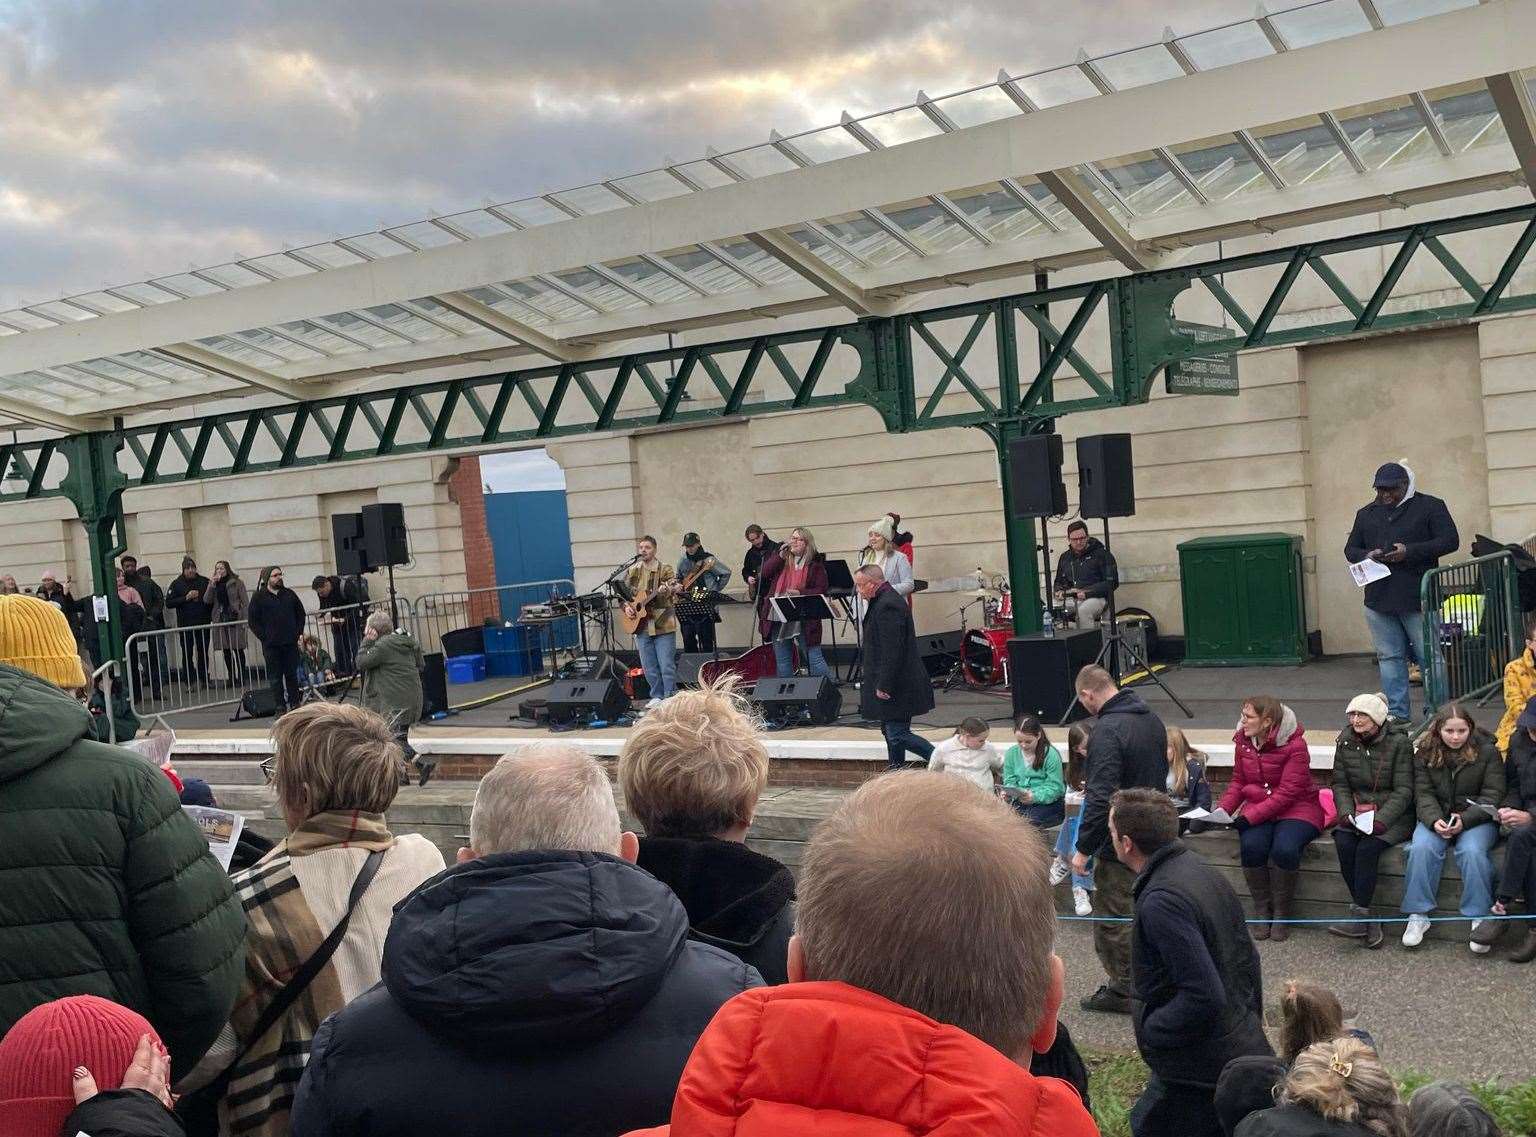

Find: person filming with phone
<box><xmin>1344</xmin><ymin>459</ymin><xmax>1459</xmax><ymax>724</ymax></box>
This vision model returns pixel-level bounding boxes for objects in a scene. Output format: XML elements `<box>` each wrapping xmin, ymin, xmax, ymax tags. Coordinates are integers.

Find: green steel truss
<box><xmin>8</xmin><ymin>202</ymin><xmax>1536</xmax><ymax>657</ymax></box>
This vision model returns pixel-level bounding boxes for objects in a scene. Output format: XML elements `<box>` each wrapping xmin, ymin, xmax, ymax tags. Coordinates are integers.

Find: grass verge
<box><xmin>1084</xmin><ymin>1050</ymin><xmax>1536</xmax><ymax>1137</ymax></box>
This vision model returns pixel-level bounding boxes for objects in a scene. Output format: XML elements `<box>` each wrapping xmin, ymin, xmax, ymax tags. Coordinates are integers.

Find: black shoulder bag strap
<box><xmin>221</xmin><ymin>848</ymin><xmax>385</xmax><ymax>1084</ymax></box>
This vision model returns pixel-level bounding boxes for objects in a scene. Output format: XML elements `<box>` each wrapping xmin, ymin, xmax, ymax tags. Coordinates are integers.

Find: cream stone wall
<box><xmin>0</xmin><ymin>454</ymin><xmax>466</xmax><ymax>615</ymax></box>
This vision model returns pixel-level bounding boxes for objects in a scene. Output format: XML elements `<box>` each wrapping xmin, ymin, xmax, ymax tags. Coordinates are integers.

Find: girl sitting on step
<box><xmin>1049</xmin><ymin>721</ymin><xmax>1095</xmax><ymax>917</ymax></box>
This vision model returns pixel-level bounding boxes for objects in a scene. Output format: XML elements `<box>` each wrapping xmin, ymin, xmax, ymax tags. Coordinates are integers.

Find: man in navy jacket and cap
<box><xmin>1344</xmin><ymin>459</ymin><xmax>1459</xmax><ymax>722</ymax></box>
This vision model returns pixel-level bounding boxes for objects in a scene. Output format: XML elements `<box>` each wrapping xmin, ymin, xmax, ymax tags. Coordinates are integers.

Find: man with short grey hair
<box><xmin>292</xmin><ymin>746</ymin><xmax>760</xmax><ymax>1137</ymax></box>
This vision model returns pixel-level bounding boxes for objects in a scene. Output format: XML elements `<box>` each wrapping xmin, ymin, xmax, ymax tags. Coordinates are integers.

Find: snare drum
<box><xmin>962</xmin><ymin>627</ymin><xmax>1012</xmax><ymax>688</ymax></box>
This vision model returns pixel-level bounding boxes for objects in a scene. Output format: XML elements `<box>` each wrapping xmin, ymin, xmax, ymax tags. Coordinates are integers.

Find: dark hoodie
<box><xmin>290</xmin><ymin>850</ymin><xmax>760</xmax><ymax>1137</ymax></box>
<box><xmin>1076</xmin><ymin>688</ymin><xmax>1170</xmax><ymax>859</ymax></box>
<box><xmin>636</xmin><ymin>835</ymin><xmax>795</xmax><ymax>984</ymax></box>
<box><xmin>1054</xmin><ymin>536</ymin><xmax>1118</xmax><ymax>599</ymax></box>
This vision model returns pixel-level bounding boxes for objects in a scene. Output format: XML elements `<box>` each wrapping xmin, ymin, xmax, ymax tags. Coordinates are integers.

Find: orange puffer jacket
<box><xmin>626</xmin><ymin>981</ymin><xmax>1099</xmax><ymax>1137</ymax></box>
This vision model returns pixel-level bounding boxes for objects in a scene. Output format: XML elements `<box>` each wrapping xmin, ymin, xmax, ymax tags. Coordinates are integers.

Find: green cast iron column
<box><xmin>59</xmin><ymin>431</ymin><xmax>129</xmax><ymax>669</ymax></box>
<box><xmin>992</xmin><ymin>420</ymin><xmax>1043</xmax><ymax>636</ymax></box>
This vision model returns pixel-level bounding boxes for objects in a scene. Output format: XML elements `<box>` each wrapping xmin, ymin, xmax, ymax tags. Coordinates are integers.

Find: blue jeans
<box><xmin>1363</xmin><ymin>607</ymin><xmax>1440</xmax><ymax>721</ymax></box>
<box><xmin>1238</xmin><ymin>819</ymin><xmax>1319</xmax><ymax>871</ymax></box>
<box><xmin>635</xmin><ymin>630</ymin><xmax>677</xmax><ymax>699</ymax></box>
<box><xmin>881</xmin><ymin>719</ymin><xmax>933</xmax><ymax>769</ymax></box>
<box><xmin>1055</xmin><ymin>812</ymin><xmax>1095</xmax><ymax>890</ymax></box>
<box><xmin>1014</xmin><ymin>799</ymin><xmax>1066</xmax><ymax>830</ymax></box>
<box><xmin>1401</xmin><ymin>820</ymin><xmax>1498</xmax><ymax>917</ymax></box>
<box><xmin>772</xmin><ymin>637</ymin><xmax>830</xmax><ymax>679</ymax></box>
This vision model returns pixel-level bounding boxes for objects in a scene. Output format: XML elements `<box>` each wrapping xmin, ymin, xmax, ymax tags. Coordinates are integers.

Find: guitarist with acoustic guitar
<box><xmin>675</xmin><ymin>532</ymin><xmax>732</xmax><ymax>653</ymax></box>
<box><xmin>622</xmin><ymin>535</ymin><xmax>680</xmax><ymax>707</ymax></box>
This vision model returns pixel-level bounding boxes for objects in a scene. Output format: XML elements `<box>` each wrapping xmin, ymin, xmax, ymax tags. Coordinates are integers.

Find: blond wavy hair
<box><xmin>619</xmin><ymin>676</ymin><xmax>768</xmax><ymax>837</ymax></box>
<box><xmin>1281</xmin><ymin>1037</ymin><xmax>1406</xmax><ymax>1137</ymax></box>
<box><xmin>270</xmin><ymin>701</ymin><xmax>403</xmax><ymax>822</ymax></box>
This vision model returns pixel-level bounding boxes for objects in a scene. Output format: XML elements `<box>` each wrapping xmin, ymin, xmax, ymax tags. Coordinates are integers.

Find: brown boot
<box><xmin>1511</xmin><ymin>929</ymin><xmax>1536</xmax><ymax>964</ymax></box>
<box><xmin>1270</xmin><ymin>867</ymin><xmax>1299</xmax><ymax>942</ymax></box>
<box><xmin>1243</xmin><ymin>867</ymin><xmax>1274</xmax><ymax>941</ymax></box>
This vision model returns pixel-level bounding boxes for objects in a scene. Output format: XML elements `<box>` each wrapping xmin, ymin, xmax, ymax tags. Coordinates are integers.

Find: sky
<box><xmin>0</xmin><ymin>0</ymin><xmax>1259</xmax><ymax>310</ymax></box>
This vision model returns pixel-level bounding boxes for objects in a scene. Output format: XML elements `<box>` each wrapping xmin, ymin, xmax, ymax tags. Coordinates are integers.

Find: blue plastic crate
<box><xmin>445</xmin><ymin>654</ymin><xmax>486</xmax><ymax>684</ymax></box>
<box><xmin>485</xmin><ymin>648</ymin><xmax>542</xmax><ymax>677</ymax></box>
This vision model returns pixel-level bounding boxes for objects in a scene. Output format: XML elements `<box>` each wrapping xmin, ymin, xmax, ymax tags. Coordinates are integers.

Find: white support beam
<box><xmin>1036</xmin><ymin>169</ymin><xmax>1156</xmax><ymax>270</ymax></box>
<box><xmin>0</xmin><ymin>393</ymin><xmax>106</xmax><ymax>433</ymax></box>
<box><xmin>433</xmin><ymin>292</ymin><xmax>595</xmax><ymax>363</ymax></box>
<box><xmin>0</xmin><ymin>0</ymin><xmax>1531</xmax><ymax>381</ymax></box>
<box><xmin>1486</xmin><ymin>71</ymin><xmax>1536</xmax><ymax>190</ymax></box>
<box><xmin>153</xmin><ymin>342</ymin><xmax>310</xmax><ymax>400</ymax></box>
<box><xmin>744</xmin><ymin>230</ymin><xmax>891</xmax><ymax>316</ymax></box>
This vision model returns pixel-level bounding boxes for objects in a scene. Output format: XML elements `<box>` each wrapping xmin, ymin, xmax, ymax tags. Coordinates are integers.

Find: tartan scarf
<box><xmin>222</xmin><ymin>811</ymin><xmax>394</xmax><ymax>1137</ymax></box>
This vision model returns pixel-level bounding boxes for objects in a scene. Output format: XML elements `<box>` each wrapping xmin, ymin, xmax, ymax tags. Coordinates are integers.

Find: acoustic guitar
<box><xmin>621</xmin><ymin>557</ymin><xmax>716</xmax><ymax>635</ymax></box>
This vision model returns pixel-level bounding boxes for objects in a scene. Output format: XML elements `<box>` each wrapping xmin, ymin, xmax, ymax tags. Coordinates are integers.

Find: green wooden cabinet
<box><xmin>1177</xmin><ymin>533</ymin><xmax>1308</xmax><ymax>666</ymax></box>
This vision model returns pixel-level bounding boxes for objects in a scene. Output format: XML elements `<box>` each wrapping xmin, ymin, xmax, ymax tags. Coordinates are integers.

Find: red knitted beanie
<box><xmin>0</xmin><ymin>995</ymin><xmax>160</xmax><ymax>1137</ymax></box>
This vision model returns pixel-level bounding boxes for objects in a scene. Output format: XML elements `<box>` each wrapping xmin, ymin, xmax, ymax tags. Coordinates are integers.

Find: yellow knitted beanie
<box><xmin>0</xmin><ymin>595</ymin><xmax>87</xmax><ymax>689</ymax></box>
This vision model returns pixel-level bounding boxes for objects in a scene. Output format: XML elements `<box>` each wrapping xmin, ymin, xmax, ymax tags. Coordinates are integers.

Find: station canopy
<box><xmin>1</xmin><ymin>0</ymin><xmax>1534</xmax><ymax>435</ymax></box>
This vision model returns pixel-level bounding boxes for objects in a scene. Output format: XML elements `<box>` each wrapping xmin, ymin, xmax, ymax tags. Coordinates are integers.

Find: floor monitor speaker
<box><xmin>362</xmin><ymin>502</ymin><xmax>410</xmax><ymax>567</ymax></box>
<box><xmin>918</xmin><ymin>630</ymin><xmax>964</xmax><ymax>678</ymax></box>
<box><xmin>1006</xmin><ymin>630</ymin><xmax>1101</xmax><ymax>722</ymax></box>
<box><xmin>1076</xmin><ymin>433</ymin><xmax>1136</xmax><ymax>518</ymax></box>
<box><xmin>750</xmin><ymin>675</ymin><xmax>840</xmax><ymax>727</ymax></box>
<box><xmin>544</xmin><ymin>677</ymin><xmax>628</xmax><ymax>725</ymax></box>
<box><xmin>1006</xmin><ymin>433</ymin><xmax>1068</xmax><ymax>519</ymax></box>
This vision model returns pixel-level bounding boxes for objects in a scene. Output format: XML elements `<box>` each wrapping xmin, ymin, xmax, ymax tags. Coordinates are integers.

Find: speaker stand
<box><xmin>1057</xmin><ymin>520</ymin><xmax>1192</xmax><ymax>724</ymax></box>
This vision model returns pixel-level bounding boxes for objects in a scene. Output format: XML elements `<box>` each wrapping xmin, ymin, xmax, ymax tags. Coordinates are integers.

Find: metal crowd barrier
<box><xmin>412</xmin><ymin>579</ymin><xmax>580</xmax><ymax>697</ymax></box>
<box><xmin>1420</xmin><ymin>551</ymin><xmax>1522</xmax><ymax>712</ymax></box>
<box><xmin>124</xmin><ymin>595</ymin><xmax>403</xmax><ymax>718</ymax></box>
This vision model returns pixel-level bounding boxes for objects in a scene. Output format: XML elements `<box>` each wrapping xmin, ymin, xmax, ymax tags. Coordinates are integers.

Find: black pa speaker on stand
<box><xmin>751</xmin><ymin>675</ymin><xmax>840</xmax><ymax>727</ymax></box>
<box><xmin>332</xmin><ymin>513</ymin><xmax>373</xmax><ymax>576</ymax></box>
<box><xmin>362</xmin><ymin>502</ymin><xmax>410</xmax><ymax>567</ymax></box>
<box><xmin>1006</xmin><ymin>433</ymin><xmax>1068</xmax><ymax>518</ymax></box>
<box><xmin>1076</xmin><ymin>434</ymin><xmax>1136</xmax><ymax>518</ymax></box>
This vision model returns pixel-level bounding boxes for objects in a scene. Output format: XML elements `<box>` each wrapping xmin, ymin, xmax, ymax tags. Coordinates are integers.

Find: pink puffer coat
<box><xmin>1218</xmin><ymin>704</ymin><xmax>1325</xmax><ymax>829</ymax></box>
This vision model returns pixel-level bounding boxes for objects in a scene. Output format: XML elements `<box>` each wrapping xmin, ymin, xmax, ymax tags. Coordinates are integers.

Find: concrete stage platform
<box><xmin>159</xmin><ymin>655</ymin><xmax>1420</xmax><ymax>784</ymax></box>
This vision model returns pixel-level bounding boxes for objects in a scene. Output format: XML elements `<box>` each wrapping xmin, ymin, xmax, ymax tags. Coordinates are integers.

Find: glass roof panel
<box><xmin>947</xmin><ymin>183</ymin><xmax>1047</xmax><ymax>242</ymax></box>
<box><xmin>498</xmin><ymin>278</ymin><xmax>591</xmax><ymax>322</ymax></box>
<box><xmin>232</xmin><ymin>329</ymin><xmax>323</xmax><ymax>363</ymax></box>
<box><xmin>118</xmin><ymin>351</ymin><xmax>206</xmax><ymax>382</ymax></box>
<box><xmin>782</xmin><ymin>226</ymin><xmax>863</xmax><ymax>274</ymax></box>
<box><xmin>197</xmin><ymin>263</ymin><xmax>273</xmax><ymax>288</ymax></box>
<box><xmin>550</xmin><ymin>268</ymin><xmax>647</xmax><ymax>312</ymax></box>
<box><xmin>28</xmin><ymin>301</ymin><xmax>95</xmax><ymax>322</ymax></box>
<box><xmin>196</xmin><ymin>335</ymin><xmax>287</xmax><ymax>366</ymax></box>
<box><xmin>857</xmin><ymin>107</ymin><xmax>944</xmax><ymax>148</ymax></box>
<box><xmin>53</xmin><ymin>365</ymin><xmax>128</xmax><ymax>394</ymax></box>
<box><xmin>408</xmin><ymin>297</ymin><xmax>486</xmax><ymax>334</ymax></box>
<box><xmin>72</xmin><ymin>292</ymin><xmax>139</xmax><ymax>314</ymax></box>
<box><xmin>1373</xmin><ymin>0</ymin><xmax>1476</xmax><ymax>24</ymax></box>
<box><xmin>243</xmin><ymin>253</ymin><xmax>316</xmax><ymax>279</ymax></box>
<box><xmin>386</xmin><ymin>222</ymin><xmax>462</xmax><ymax>249</ymax></box>
<box><xmin>549</xmin><ymin>183</ymin><xmax>629</xmax><ymax>215</ymax></box>
<box><xmin>722</xmin><ymin>146</ymin><xmax>799</xmax><ymax>178</ymax></box>
<box><xmin>1423</xmin><ymin>81</ymin><xmax>1498</xmax><ymax>151</ymax></box>
<box><xmin>1094</xmin><ymin>152</ymin><xmax>1179</xmax><ymax>213</ymax></box>
<box><xmin>151</xmin><ymin>273</ymin><xmax>224</xmax><ymax>297</ymax></box>
<box><xmin>1014</xmin><ymin>65</ymin><xmax>1099</xmax><ymax>109</ymax></box>
<box><xmin>290</xmin><ymin>242</ymin><xmax>368</xmax><ymax>269</ymax></box>
<box><xmin>1176</xmin><ymin>21</ymin><xmax>1275</xmax><ymax>70</ymax></box>
<box><xmin>928</xmin><ymin>87</ymin><xmax>1019</xmax><ymax>129</ymax></box>
<box><xmin>606</xmin><ymin>257</ymin><xmax>696</xmax><ymax>304</ymax></box>
<box><xmin>337</xmin><ymin>232</ymin><xmax>414</xmax><ymax>259</ymax></box>
<box><xmin>1251</xmin><ymin>115</ymin><xmax>1343</xmax><ymax>182</ymax></box>
<box><xmin>79</xmin><ymin>357</ymin><xmax>172</xmax><ymax>388</ymax></box>
<box><xmin>1332</xmin><ymin>95</ymin><xmax>1424</xmax><ymax>168</ymax></box>
<box><xmin>274</xmin><ymin>320</ymin><xmax>370</xmax><ymax>355</ymax></box>
<box><xmin>361</xmin><ymin>304</ymin><xmax>456</xmax><ymax>341</ymax></box>
<box><xmin>609</xmin><ymin>169</ymin><xmax>694</xmax><ymax>203</ymax></box>
<box><xmin>438</xmin><ymin>209</ymin><xmax>517</xmax><ymax>238</ymax></box>
<box><xmin>882</xmin><ymin>199</ymin><xmax>978</xmax><ymax>255</ymax></box>
<box><xmin>668</xmin><ymin>161</ymin><xmax>735</xmax><ymax>190</ymax></box>
<box><xmin>463</xmin><ymin>286</ymin><xmax>554</xmax><ymax>326</ymax></box>
<box><xmin>1267</xmin><ymin>0</ymin><xmax>1371</xmax><ymax>48</ymax></box>
<box><xmin>0</xmin><ymin>311</ymin><xmax>59</xmax><ymax>331</ymax></box>
<box><xmin>713</xmin><ymin>237</ymin><xmax>796</xmax><ymax>285</ymax></box>
<box><xmin>1071</xmin><ymin>167</ymin><xmax>1134</xmax><ymax>222</ymax></box>
<box><xmin>1170</xmin><ymin>135</ymin><xmax>1267</xmax><ymax>200</ymax></box>
<box><xmin>817</xmin><ymin>210</ymin><xmax>917</xmax><ymax>266</ymax></box>
<box><xmin>786</xmin><ymin>126</ymin><xmax>867</xmax><ymax>164</ymax></box>
<box><xmin>495</xmin><ymin>198</ymin><xmax>576</xmax><ymax>227</ymax></box>
<box><xmin>660</xmin><ymin>247</ymin><xmax>750</xmax><ymax>295</ymax></box>
<box><xmin>1093</xmin><ymin>45</ymin><xmax>1186</xmax><ymax>91</ymax></box>
<box><xmin>313</xmin><ymin>312</ymin><xmax>411</xmax><ymax>348</ymax></box>
<box><xmin>111</xmin><ymin>282</ymin><xmax>183</xmax><ymax>305</ymax></box>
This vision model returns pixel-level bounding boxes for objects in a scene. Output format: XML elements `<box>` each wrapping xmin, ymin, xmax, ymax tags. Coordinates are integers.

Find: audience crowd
<box><xmin>0</xmin><ymin>591</ymin><xmax>1529</xmax><ymax>1137</ymax></box>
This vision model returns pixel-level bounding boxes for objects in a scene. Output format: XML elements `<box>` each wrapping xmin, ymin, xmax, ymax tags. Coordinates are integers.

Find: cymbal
<box><xmin>972</xmin><ymin>588</ymin><xmax>1003</xmax><ymax>600</ymax></box>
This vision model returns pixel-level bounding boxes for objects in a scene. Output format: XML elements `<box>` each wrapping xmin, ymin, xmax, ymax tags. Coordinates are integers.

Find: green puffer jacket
<box><xmin>1413</xmin><ymin>732</ymin><xmax>1506</xmax><ymax>831</ymax></box>
<box><xmin>356</xmin><ymin>630</ymin><xmax>425</xmax><ymax>729</ymax></box>
<box><xmin>1331</xmin><ymin>721</ymin><xmax>1415</xmax><ymax>844</ymax></box>
<box><xmin>0</xmin><ymin>663</ymin><xmax>246</xmax><ymax>1080</ymax></box>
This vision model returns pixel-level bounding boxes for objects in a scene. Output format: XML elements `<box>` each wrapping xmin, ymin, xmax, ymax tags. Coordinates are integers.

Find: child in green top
<box><xmin>1001</xmin><ymin>714</ymin><xmax>1066</xmax><ymax>831</ymax></box>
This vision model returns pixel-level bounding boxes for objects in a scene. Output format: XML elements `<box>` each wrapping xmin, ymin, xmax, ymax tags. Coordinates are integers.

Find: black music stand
<box><xmin>823</xmin><ymin>559</ymin><xmax>860</xmax><ymax>683</ymax></box>
<box><xmin>770</xmin><ymin>595</ymin><xmax>837</xmax><ymax>677</ymax></box>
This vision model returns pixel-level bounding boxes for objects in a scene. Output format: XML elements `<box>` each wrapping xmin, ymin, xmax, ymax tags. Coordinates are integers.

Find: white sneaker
<box><xmin>1048</xmin><ymin>857</ymin><xmax>1071</xmax><ymax>886</ymax></box>
<box><xmin>1469</xmin><ymin>921</ymin><xmax>1492</xmax><ymax>954</ymax></box>
<box><xmin>1402</xmin><ymin>913</ymin><xmax>1431</xmax><ymax>948</ymax></box>
<box><xmin>1073</xmin><ymin>887</ymin><xmax>1093</xmax><ymax>917</ymax></box>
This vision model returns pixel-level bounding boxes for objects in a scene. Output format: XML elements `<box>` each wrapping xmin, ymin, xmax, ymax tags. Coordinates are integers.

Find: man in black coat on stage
<box><xmin>248</xmin><ymin>565</ymin><xmax>307</xmax><ymax>712</ymax></box>
<box><xmin>855</xmin><ymin>563</ymin><xmax>935</xmax><ymax>770</ymax></box>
